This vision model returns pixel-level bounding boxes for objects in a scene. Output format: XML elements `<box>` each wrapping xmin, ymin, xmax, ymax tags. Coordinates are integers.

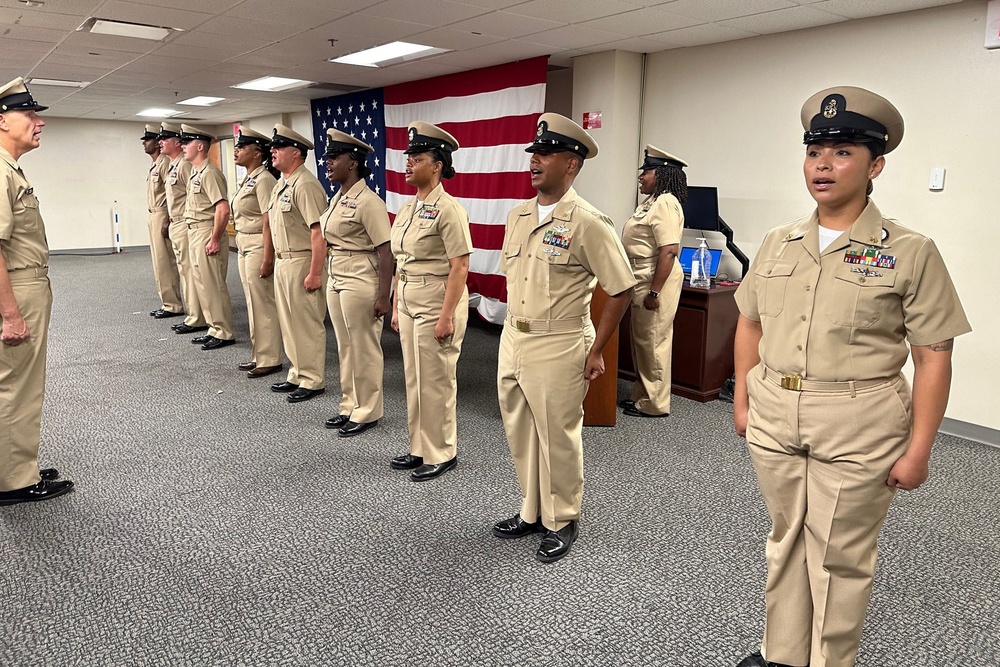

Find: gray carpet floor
<box><xmin>1</xmin><ymin>251</ymin><xmax>997</xmax><ymax>666</ymax></box>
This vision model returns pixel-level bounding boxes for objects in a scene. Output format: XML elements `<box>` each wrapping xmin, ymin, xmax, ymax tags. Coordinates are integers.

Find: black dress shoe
<box><xmin>149</xmin><ymin>308</ymin><xmax>159</xmax><ymax>316</ymax></box>
<box><xmin>324</xmin><ymin>414</ymin><xmax>350</xmax><ymax>429</ymax></box>
<box><xmin>287</xmin><ymin>387</ymin><xmax>325</xmax><ymax>403</ymax></box>
<box><xmin>536</xmin><ymin>520</ymin><xmax>579</xmax><ymax>563</ymax></box>
<box><xmin>202</xmin><ymin>337</ymin><xmax>236</xmax><ymax>351</ymax></box>
<box><xmin>191</xmin><ymin>334</ymin><xmax>212</xmax><ymax>344</ymax></box>
<box><xmin>39</xmin><ymin>468</ymin><xmax>59</xmax><ymax>481</ymax></box>
<box><xmin>153</xmin><ymin>309</ymin><xmax>184</xmax><ymax>319</ymax></box>
<box><xmin>238</xmin><ymin>361</ymin><xmax>256</xmax><ymax>372</ymax></box>
<box><xmin>0</xmin><ymin>479</ymin><xmax>75</xmax><ymax>506</ymax></box>
<box><xmin>174</xmin><ymin>323</ymin><xmax>208</xmax><ymax>334</ymax></box>
<box><xmin>617</xmin><ymin>398</ymin><xmax>636</xmax><ymax>410</ymax></box>
<box><xmin>622</xmin><ymin>405</ymin><xmax>669</xmax><ymax>418</ymax></box>
<box><xmin>410</xmin><ymin>457</ymin><xmax>457</xmax><ymax>482</ymax></box>
<box><xmin>390</xmin><ymin>453</ymin><xmax>423</xmax><ymax>470</ymax></box>
<box><xmin>736</xmin><ymin>651</ymin><xmax>804</xmax><ymax>667</ymax></box>
<box><xmin>271</xmin><ymin>381</ymin><xmax>298</xmax><ymax>393</ymax></box>
<box><xmin>337</xmin><ymin>419</ymin><xmax>378</xmax><ymax>437</ymax></box>
<box><xmin>248</xmin><ymin>365</ymin><xmax>282</xmax><ymax>379</ymax></box>
<box><xmin>492</xmin><ymin>514</ymin><xmax>544</xmax><ymax>539</ymax></box>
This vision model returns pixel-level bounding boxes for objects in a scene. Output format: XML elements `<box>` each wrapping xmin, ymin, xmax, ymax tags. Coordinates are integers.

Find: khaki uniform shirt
<box><xmin>622</xmin><ymin>192</ymin><xmax>683</xmax><ymax>259</ymax></box>
<box><xmin>165</xmin><ymin>157</ymin><xmax>193</xmax><ymax>222</ymax></box>
<box><xmin>232</xmin><ymin>165</ymin><xmax>277</xmax><ymax>235</ymax></box>
<box><xmin>183</xmin><ymin>161</ymin><xmax>227</xmax><ymax>223</ymax></box>
<box><xmin>146</xmin><ymin>153</ymin><xmax>170</xmax><ymax>212</ymax></box>
<box><xmin>735</xmin><ymin>201</ymin><xmax>971</xmax><ymax>381</ymax></box>
<box><xmin>502</xmin><ymin>188</ymin><xmax>636</xmax><ymax>321</ymax></box>
<box><xmin>0</xmin><ymin>146</ymin><xmax>47</xmax><ymax>271</ymax></box>
<box><xmin>391</xmin><ymin>182</ymin><xmax>472</xmax><ymax>276</ymax></box>
<box><xmin>322</xmin><ymin>179</ymin><xmax>391</xmax><ymax>251</ymax></box>
<box><xmin>267</xmin><ymin>164</ymin><xmax>328</xmax><ymax>254</ymax></box>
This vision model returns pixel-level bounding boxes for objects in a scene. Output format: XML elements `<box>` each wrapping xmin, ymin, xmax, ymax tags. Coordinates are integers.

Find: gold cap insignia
<box><xmin>823</xmin><ymin>98</ymin><xmax>838</xmax><ymax>119</ymax></box>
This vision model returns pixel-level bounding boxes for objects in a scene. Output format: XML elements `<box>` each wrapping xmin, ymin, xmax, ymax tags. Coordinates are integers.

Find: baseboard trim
<box><xmin>51</xmin><ymin>246</ymin><xmax>148</xmax><ymax>256</ymax></box>
<box><xmin>940</xmin><ymin>417</ymin><xmax>1000</xmax><ymax>449</ymax></box>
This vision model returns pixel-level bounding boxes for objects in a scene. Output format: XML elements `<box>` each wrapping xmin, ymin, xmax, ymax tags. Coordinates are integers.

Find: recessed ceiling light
<box><xmin>25</xmin><ymin>78</ymin><xmax>90</xmax><ymax>88</ymax></box>
<box><xmin>137</xmin><ymin>108</ymin><xmax>183</xmax><ymax>118</ymax></box>
<box><xmin>231</xmin><ymin>77</ymin><xmax>314</xmax><ymax>92</ymax></box>
<box><xmin>177</xmin><ymin>96</ymin><xmax>226</xmax><ymax>106</ymax></box>
<box><xmin>19</xmin><ymin>0</ymin><xmax>45</xmax><ymax>7</ymax></box>
<box><xmin>330</xmin><ymin>41</ymin><xmax>450</xmax><ymax>68</ymax></box>
<box><xmin>77</xmin><ymin>17</ymin><xmax>181</xmax><ymax>41</ymax></box>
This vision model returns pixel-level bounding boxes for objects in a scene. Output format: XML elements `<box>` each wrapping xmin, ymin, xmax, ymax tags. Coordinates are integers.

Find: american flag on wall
<box><xmin>310</xmin><ymin>56</ymin><xmax>548</xmax><ymax>324</ymax></box>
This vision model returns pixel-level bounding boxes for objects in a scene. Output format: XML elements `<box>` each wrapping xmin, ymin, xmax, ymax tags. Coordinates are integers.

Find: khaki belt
<box><xmin>505</xmin><ymin>313</ymin><xmax>587</xmax><ymax>334</ymax></box>
<box><xmin>148</xmin><ymin>207</ymin><xmax>168</xmax><ymax>214</ymax></box>
<box><xmin>275</xmin><ymin>251</ymin><xmax>312</xmax><ymax>259</ymax></box>
<box><xmin>398</xmin><ymin>273</ymin><xmax>446</xmax><ymax>284</ymax></box>
<box><xmin>328</xmin><ymin>248</ymin><xmax>374</xmax><ymax>257</ymax></box>
<box><xmin>6</xmin><ymin>266</ymin><xmax>48</xmax><ymax>279</ymax></box>
<box><xmin>629</xmin><ymin>256</ymin><xmax>656</xmax><ymax>267</ymax></box>
<box><xmin>237</xmin><ymin>230</ymin><xmax>263</xmax><ymax>236</ymax></box>
<box><xmin>762</xmin><ymin>365</ymin><xmax>896</xmax><ymax>393</ymax></box>
<box><xmin>185</xmin><ymin>220</ymin><xmax>212</xmax><ymax>229</ymax></box>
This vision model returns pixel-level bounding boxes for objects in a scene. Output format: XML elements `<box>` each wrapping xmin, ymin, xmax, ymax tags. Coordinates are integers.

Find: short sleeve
<box><xmin>254</xmin><ymin>173</ymin><xmax>276</xmax><ymax>213</ymax></box>
<box><xmin>577</xmin><ymin>215</ymin><xmax>636</xmax><ymax>296</ymax></box>
<box><xmin>649</xmin><ymin>194</ymin><xmax>684</xmax><ymax>247</ymax></box>
<box><xmin>361</xmin><ymin>195</ymin><xmax>391</xmax><ymax>247</ymax></box>
<box><xmin>203</xmin><ymin>169</ymin><xmax>227</xmax><ymax>206</ymax></box>
<box><xmin>734</xmin><ymin>231</ymin><xmax>778</xmax><ymax>322</ymax></box>
<box><xmin>902</xmin><ymin>238</ymin><xmax>971</xmax><ymax>346</ymax></box>
<box><xmin>295</xmin><ymin>179</ymin><xmax>329</xmax><ymax>225</ymax></box>
<box><xmin>439</xmin><ymin>200</ymin><xmax>473</xmax><ymax>259</ymax></box>
<box><xmin>0</xmin><ymin>171</ymin><xmax>16</xmax><ymax>241</ymax></box>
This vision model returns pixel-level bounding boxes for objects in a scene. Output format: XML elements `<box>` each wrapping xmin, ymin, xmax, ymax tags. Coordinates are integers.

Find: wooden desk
<box><xmin>583</xmin><ymin>285</ymin><xmax>619</xmax><ymax>426</ymax></box>
<box><xmin>618</xmin><ymin>283</ymin><xmax>739</xmax><ymax>402</ymax></box>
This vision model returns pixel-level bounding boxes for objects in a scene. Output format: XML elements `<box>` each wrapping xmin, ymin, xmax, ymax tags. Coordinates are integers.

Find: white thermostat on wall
<box><xmin>929</xmin><ymin>167</ymin><xmax>946</xmax><ymax>191</ymax></box>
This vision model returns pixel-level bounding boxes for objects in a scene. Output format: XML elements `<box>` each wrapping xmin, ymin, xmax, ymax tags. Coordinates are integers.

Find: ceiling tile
<box><xmin>407</xmin><ymin>26</ymin><xmax>505</xmax><ymax>50</ymax></box>
<box><xmin>718</xmin><ymin>5</ymin><xmax>848</xmax><ymax>33</ymax></box>
<box><xmin>520</xmin><ymin>24</ymin><xmax>628</xmax><ymax>50</ymax></box>
<box><xmin>117</xmin><ymin>54</ymin><xmax>209</xmax><ymax>78</ymax></box>
<box><xmin>58</xmin><ymin>30</ymin><xmax>160</xmax><ymax>54</ymax></box>
<box><xmin>109</xmin><ymin>0</ymin><xmax>242</xmax><ymax>12</ymax></box>
<box><xmin>0</xmin><ymin>37</ymin><xmax>57</xmax><ymax>55</ymax></box>
<box><xmin>587</xmin><ymin>35</ymin><xmax>677</xmax><ymax>54</ymax></box>
<box><xmin>224</xmin><ymin>0</ymin><xmax>349</xmax><ymax>28</ymax></box>
<box><xmin>191</xmin><ymin>15</ymin><xmax>302</xmax><ymax>41</ymax></box>
<box><xmin>648</xmin><ymin>21</ymin><xmax>759</xmax><ymax>46</ymax></box>
<box><xmin>322</xmin><ymin>13</ymin><xmax>435</xmax><ymax>40</ymax></box>
<box><xmin>504</xmin><ymin>0</ymin><xmax>644</xmax><ymax>23</ymax></box>
<box><xmin>0</xmin><ymin>23</ymin><xmax>71</xmax><ymax>43</ymax></box>
<box><xmin>260</xmin><ymin>28</ymin><xmax>377</xmax><ymax>62</ymax></box>
<box><xmin>0</xmin><ymin>0</ymin><xmax>103</xmax><ymax>14</ymax></box>
<box><xmin>810</xmin><ymin>0</ymin><xmax>962</xmax><ymax>20</ymax></box>
<box><xmin>443</xmin><ymin>11</ymin><xmax>565</xmax><ymax>39</ymax></box>
<box><xmin>152</xmin><ymin>42</ymin><xmax>251</xmax><ymax>62</ymax></box>
<box><xmin>95</xmin><ymin>0</ymin><xmax>215</xmax><ymax>31</ymax></box>
<box><xmin>446</xmin><ymin>0</ymin><xmax>527</xmax><ymax>7</ymax></box>
<box><xmin>44</xmin><ymin>48</ymin><xmax>142</xmax><ymax>69</ymax></box>
<box><xmin>653</xmin><ymin>0</ymin><xmax>796</xmax><ymax>22</ymax></box>
<box><xmin>167</xmin><ymin>27</ymin><xmax>272</xmax><ymax>51</ymax></box>
<box><xmin>359</xmin><ymin>0</ymin><xmax>492</xmax><ymax>26</ymax></box>
<box><xmin>576</xmin><ymin>6</ymin><xmax>703</xmax><ymax>34</ymax></box>
<box><xmin>548</xmin><ymin>48</ymin><xmax>588</xmax><ymax>67</ymax></box>
<box><xmin>27</xmin><ymin>64</ymin><xmax>110</xmax><ymax>81</ymax></box>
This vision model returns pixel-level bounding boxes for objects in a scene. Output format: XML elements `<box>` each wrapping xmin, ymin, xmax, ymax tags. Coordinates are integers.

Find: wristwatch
<box><xmin>648</xmin><ymin>290</ymin><xmax>659</xmax><ymax>299</ymax></box>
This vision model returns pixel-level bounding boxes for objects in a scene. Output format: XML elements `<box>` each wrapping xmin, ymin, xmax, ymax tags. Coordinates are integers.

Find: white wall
<box><xmin>19</xmin><ymin>118</ymin><xmax>152</xmax><ymax>251</ymax></box>
<box><xmin>641</xmin><ymin>0</ymin><xmax>999</xmax><ymax>429</ymax></box>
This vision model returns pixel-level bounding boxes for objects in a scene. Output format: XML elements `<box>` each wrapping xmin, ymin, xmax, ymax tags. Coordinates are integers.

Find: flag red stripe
<box><xmin>467</xmin><ymin>272</ymin><xmax>508</xmax><ymax>302</ymax></box>
<box><xmin>383</xmin><ymin>56</ymin><xmax>549</xmax><ymax>105</ymax></box>
<box><xmin>385</xmin><ymin>114</ymin><xmax>541</xmax><ymax>149</ymax></box>
<box><xmin>386</xmin><ymin>171</ymin><xmax>530</xmax><ymax>201</ymax></box>
<box><xmin>470</xmin><ymin>222</ymin><xmax>505</xmax><ymax>250</ymax></box>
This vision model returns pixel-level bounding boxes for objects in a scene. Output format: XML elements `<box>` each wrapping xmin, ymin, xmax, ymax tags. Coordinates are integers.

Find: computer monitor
<box><xmin>682</xmin><ymin>186</ymin><xmax>720</xmax><ymax>231</ymax></box>
<box><xmin>677</xmin><ymin>246</ymin><xmax>723</xmax><ymax>278</ymax></box>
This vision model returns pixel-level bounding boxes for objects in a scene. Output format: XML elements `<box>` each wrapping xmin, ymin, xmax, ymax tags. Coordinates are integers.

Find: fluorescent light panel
<box><xmin>331</xmin><ymin>41</ymin><xmax>450</xmax><ymax>67</ymax></box>
<box><xmin>77</xmin><ymin>17</ymin><xmax>179</xmax><ymax>41</ymax></box>
<box><xmin>138</xmin><ymin>108</ymin><xmax>183</xmax><ymax>118</ymax></box>
<box><xmin>232</xmin><ymin>76</ymin><xmax>314</xmax><ymax>92</ymax></box>
<box><xmin>26</xmin><ymin>78</ymin><xmax>90</xmax><ymax>88</ymax></box>
<box><xmin>177</xmin><ymin>96</ymin><xmax>225</xmax><ymax>106</ymax></box>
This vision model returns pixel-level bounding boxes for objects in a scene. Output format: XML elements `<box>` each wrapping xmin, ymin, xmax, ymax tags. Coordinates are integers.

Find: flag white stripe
<box><xmin>468</xmin><ymin>293</ymin><xmax>508</xmax><ymax>324</ymax></box>
<box><xmin>386</xmin><ymin>190</ymin><xmax>524</xmax><ymax>226</ymax></box>
<box><xmin>470</xmin><ymin>248</ymin><xmax>503</xmax><ymax>276</ymax></box>
<box><xmin>384</xmin><ymin>83</ymin><xmax>546</xmax><ymax>126</ymax></box>
<box><xmin>386</xmin><ymin>143</ymin><xmax>531</xmax><ymax>175</ymax></box>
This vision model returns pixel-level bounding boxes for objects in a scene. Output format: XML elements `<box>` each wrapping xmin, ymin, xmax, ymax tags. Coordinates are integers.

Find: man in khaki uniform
<box><xmin>267</xmin><ymin>124</ymin><xmax>328</xmax><ymax>403</ymax></box>
<box><xmin>160</xmin><ymin>122</ymin><xmax>207</xmax><ymax>336</ymax></box>
<box><xmin>0</xmin><ymin>77</ymin><xmax>74</xmax><ymax>506</ymax></box>
<box><xmin>179</xmin><ymin>124</ymin><xmax>234</xmax><ymax>350</ymax></box>
<box><xmin>142</xmin><ymin>124</ymin><xmax>183</xmax><ymax>319</ymax></box>
<box><xmin>493</xmin><ymin>113</ymin><xmax>636</xmax><ymax>563</ymax></box>
<box><xmin>733</xmin><ymin>87</ymin><xmax>971</xmax><ymax>667</ymax></box>
<box><xmin>321</xmin><ymin>129</ymin><xmax>392</xmax><ymax>433</ymax></box>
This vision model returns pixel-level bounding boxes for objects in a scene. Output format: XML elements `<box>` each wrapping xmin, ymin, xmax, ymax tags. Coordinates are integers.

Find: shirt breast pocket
<box><xmin>825</xmin><ymin>268</ymin><xmax>897</xmax><ymax>328</ymax></box>
<box><xmin>502</xmin><ymin>244</ymin><xmax>521</xmax><ymax>278</ymax></box>
<box><xmin>755</xmin><ymin>259</ymin><xmax>796</xmax><ymax>318</ymax></box>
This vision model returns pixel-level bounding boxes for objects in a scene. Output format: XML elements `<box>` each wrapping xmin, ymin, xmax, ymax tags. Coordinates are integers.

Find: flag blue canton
<box><xmin>310</xmin><ymin>89</ymin><xmax>387</xmax><ymax>201</ymax></box>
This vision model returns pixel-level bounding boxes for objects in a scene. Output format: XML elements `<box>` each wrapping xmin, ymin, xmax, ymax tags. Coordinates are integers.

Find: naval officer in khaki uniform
<box><xmin>619</xmin><ymin>146</ymin><xmax>686</xmax><ymax>418</ymax></box>
<box><xmin>493</xmin><ymin>113</ymin><xmax>636</xmax><ymax>563</ymax></box>
<box><xmin>231</xmin><ymin>126</ymin><xmax>282</xmax><ymax>378</ymax></box>
<box><xmin>267</xmin><ymin>124</ymin><xmax>328</xmax><ymax>403</ymax></box>
<box><xmin>142</xmin><ymin>124</ymin><xmax>183</xmax><ymax>320</ymax></box>
<box><xmin>160</xmin><ymin>122</ymin><xmax>208</xmax><ymax>336</ymax></box>
<box><xmin>734</xmin><ymin>87</ymin><xmax>971</xmax><ymax>667</ymax></box>
<box><xmin>0</xmin><ymin>77</ymin><xmax>74</xmax><ymax>506</ymax></box>
<box><xmin>321</xmin><ymin>129</ymin><xmax>393</xmax><ymax>437</ymax></box>
<box><xmin>179</xmin><ymin>124</ymin><xmax>235</xmax><ymax>350</ymax></box>
<box><xmin>389</xmin><ymin>122</ymin><xmax>472</xmax><ymax>481</ymax></box>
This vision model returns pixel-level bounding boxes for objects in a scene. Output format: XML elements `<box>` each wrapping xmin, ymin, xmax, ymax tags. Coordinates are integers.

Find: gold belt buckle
<box><xmin>515</xmin><ymin>319</ymin><xmax>531</xmax><ymax>333</ymax></box>
<box><xmin>399</xmin><ymin>273</ymin><xmax>408</xmax><ymax>283</ymax></box>
<box><xmin>781</xmin><ymin>374</ymin><xmax>803</xmax><ymax>391</ymax></box>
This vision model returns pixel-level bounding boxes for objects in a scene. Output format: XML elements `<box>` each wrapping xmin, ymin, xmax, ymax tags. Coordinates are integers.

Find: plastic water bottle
<box><xmin>691</xmin><ymin>237</ymin><xmax>712</xmax><ymax>288</ymax></box>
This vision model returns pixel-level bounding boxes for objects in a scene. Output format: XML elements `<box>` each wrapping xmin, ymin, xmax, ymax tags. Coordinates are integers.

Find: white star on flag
<box><xmin>366</xmin><ymin>116</ymin><xmax>372</xmax><ymax>126</ymax></box>
<box><xmin>337</xmin><ymin>106</ymin><xmax>342</xmax><ymax>115</ymax></box>
<box><xmin>375</xmin><ymin>185</ymin><xmax>380</xmax><ymax>194</ymax></box>
<box><xmin>354</xmin><ymin>116</ymin><xmax>360</xmax><ymax>125</ymax></box>
<box><xmin>326</xmin><ymin>107</ymin><xmax>331</xmax><ymax>115</ymax></box>
<box><xmin>373</xmin><ymin>129</ymin><xmax>379</xmax><ymax>138</ymax></box>
<box><xmin>322</xmin><ymin>121</ymin><xmax>327</xmax><ymax>129</ymax></box>
<box><xmin>361</xmin><ymin>131</ymin><xmax>366</xmax><ymax>139</ymax></box>
<box><xmin>315</xmin><ymin>108</ymin><xmax>321</xmax><ymax>117</ymax></box>
<box><xmin>374</xmin><ymin>157</ymin><xmax>379</xmax><ymax>167</ymax></box>
<box><xmin>348</xmin><ymin>104</ymin><xmax>353</xmax><ymax>113</ymax></box>
<box><xmin>360</xmin><ymin>102</ymin><xmax>366</xmax><ymax>112</ymax></box>
<box><xmin>372</xmin><ymin>100</ymin><xmax>377</xmax><ymax>109</ymax></box>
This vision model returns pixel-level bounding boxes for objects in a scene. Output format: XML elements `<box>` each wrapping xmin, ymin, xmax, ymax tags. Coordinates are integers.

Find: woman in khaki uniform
<box><xmin>320</xmin><ymin>129</ymin><xmax>393</xmax><ymax>438</ymax></box>
<box><xmin>620</xmin><ymin>146</ymin><xmax>686</xmax><ymax>418</ymax></box>
<box><xmin>231</xmin><ymin>127</ymin><xmax>281</xmax><ymax>378</ymax></box>
<box><xmin>389</xmin><ymin>122</ymin><xmax>472</xmax><ymax>482</ymax></box>
<box><xmin>733</xmin><ymin>87</ymin><xmax>971</xmax><ymax>667</ymax></box>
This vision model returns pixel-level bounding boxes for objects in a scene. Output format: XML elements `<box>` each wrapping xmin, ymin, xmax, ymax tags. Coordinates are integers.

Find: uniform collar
<box><xmin>847</xmin><ymin>200</ymin><xmax>886</xmax><ymax>247</ymax></box>
<box><xmin>245</xmin><ymin>164</ymin><xmax>267</xmax><ymax>180</ymax></box>
<box><xmin>517</xmin><ymin>187</ymin><xmax>577</xmax><ymax>228</ymax></box>
<box><xmin>282</xmin><ymin>163</ymin><xmax>309</xmax><ymax>188</ymax></box>
<box><xmin>342</xmin><ymin>178</ymin><xmax>368</xmax><ymax>199</ymax></box>
<box><xmin>422</xmin><ymin>182</ymin><xmax>445</xmax><ymax>207</ymax></box>
<box><xmin>0</xmin><ymin>144</ymin><xmax>21</xmax><ymax>171</ymax></box>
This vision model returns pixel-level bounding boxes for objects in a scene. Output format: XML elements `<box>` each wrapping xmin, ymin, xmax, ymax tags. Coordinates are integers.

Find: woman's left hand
<box><xmin>643</xmin><ymin>294</ymin><xmax>660</xmax><ymax>311</ymax></box>
<box><xmin>434</xmin><ymin>316</ymin><xmax>454</xmax><ymax>344</ymax></box>
<box><xmin>886</xmin><ymin>451</ymin><xmax>929</xmax><ymax>491</ymax></box>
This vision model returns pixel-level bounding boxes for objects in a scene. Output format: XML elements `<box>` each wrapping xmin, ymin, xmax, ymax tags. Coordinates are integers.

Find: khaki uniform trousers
<box><xmin>274</xmin><ymin>254</ymin><xmax>326</xmax><ymax>390</ymax></box>
<box><xmin>326</xmin><ymin>251</ymin><xmax>384</xmax><ymax>424</ymax></box>
<box><xmin>497</xmin><ymin>320</ymin><xmax>595</xmax><ymax>531</ymax></box>
<box><xmin>397</xmin><ymin>277</ymin><xmax>467</xmax><ymax>464</ymax></box>
<box><xmin>237</xmin><ymin>232</ymin><xmax>281</xmax><ymax>368</ymax></box>
<box><xmin>628</xmin><ymin>261</ymin><xmax>681</xmax><ymax>415</ymax></box>
<box><xmin>0</xmin><ymin>269</ymin><xmax>51</xmax><ymax>491</ymax></box>
<box><xmin>746</xmin><ymin>363</ymin><xmax>911</xmax><ymax>667</ymax></box>
<box><xmin>187</xmin><ymin>222</ymin><xmax>234</xmax><ymax>341</ymax></box>
<box><xmin>169</xmin><ymin>218</ymin><xmax>206</xmax><ymax>328</ymax></box>
<box><xmin>147</xmin><ymin>208</ymin><xmax>182</xmax><ymax>313</ymax></box>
